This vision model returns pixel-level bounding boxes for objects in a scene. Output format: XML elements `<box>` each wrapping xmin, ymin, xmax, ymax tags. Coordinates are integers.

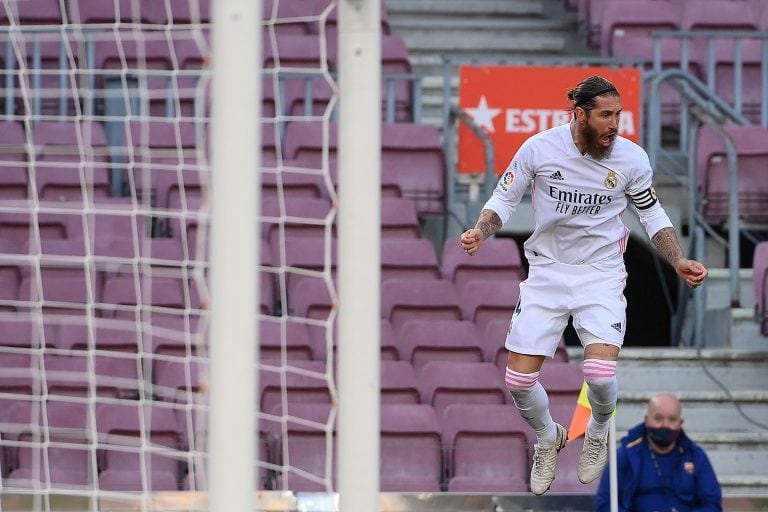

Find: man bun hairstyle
<box><xmin>567</xmin><ymin>75</ymin><xmax>619</xmax><ymax>112</ymax></box>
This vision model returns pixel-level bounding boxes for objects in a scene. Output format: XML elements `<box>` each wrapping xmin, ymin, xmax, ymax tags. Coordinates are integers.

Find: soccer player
<box><xmin>459</xmin><ymin>75</ymin><xmax>708</xmax><ymax>495</ymax></box>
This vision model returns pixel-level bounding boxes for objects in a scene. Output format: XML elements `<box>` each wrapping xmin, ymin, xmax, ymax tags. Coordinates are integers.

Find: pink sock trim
<box><xmin>505</xmin><ymin>368</ymin><xmax>540</xmax><ymax>390</ymax></box>
<box><xmin>582</xmin><ymin>359</ymin><xmax>617</xmax><ymax>379</ymax></box>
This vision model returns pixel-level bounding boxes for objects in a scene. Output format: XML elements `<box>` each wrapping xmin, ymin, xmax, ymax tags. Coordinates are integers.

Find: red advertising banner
<box><xmin>458</xmin><ymin>66</ymin><xmax>642</xmax><ymax>175</ymax></box>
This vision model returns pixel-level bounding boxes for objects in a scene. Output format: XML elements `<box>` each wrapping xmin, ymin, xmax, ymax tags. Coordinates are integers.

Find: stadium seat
<box><xmin>261</xmin><ymin>196</ymin><xmax>335</xmax><ymax>248</ymax></box>
<box><xmin>680</xmin><ymin>0</ymin><xmax>758</xmax><ymax>32</ymax></box>
<box><xmin>381</xmin><ymin>197</ymin><xmax>421</xmax><ymax>239</ymax></box>
<box><xmin>0</xmin><ymin>121</ymin><xmax>28</xmax><ymax>201</ymax></box>
<box><xmin>535</xmin><ymin>361</ymin><xmax>584</xmax><ymax>412</ymax></box>
<box><xmin>397</xmin><ymin>319</ymin><xmax>485</xmax><ymax>371</ymax></box>
<box><xmin>66</xmin><ymin>0</ymin><xmax>156</xmax><ymax>24</ymax></box>
<box><xmin>598</xmin><ymin>0</ymin><xmax>681</xmax><ymax>56</ymax></box>
<box><xmin>43</xmin><ymin>352</ymin><xmax>137</xmax><ymax>398</ymax></box>
<box><xmin>152</xmin><ymin>357</ymin><xmax>204</xmax><ymax>403</ymax></box>
<box><xmin>96</xmin><ymin>402</ymin><xmax>183</xmax><ymax>491</ymax></box>
<box><xmin>259</xmin><ymin>361</ymin><xmax>332</xmax><ymax>413</ymax></box>
<box><xmin>381</xmin><ymin>360</ymin><xmax>421</xmax><ymax>404</ymax></box>
<box><xmin>695</xmin><ymin>124</ymin><xmax>768</xmax><ymax>223</ymax></box>
<box><xmin>0</xmin><ymin>0</ymin><xmax>64</xmax><ymax>25</ymax></box>
<box><xmin>381</xmin><ymin>278</ymin><xmax>463</xmax><ymax>334</ymax></box>
<box><xmin>379</xmin><ymin>403</ymin><xmax>443</xmax><ymax>492</ymax></box>
<box><xmin>381</xmin><ymin>238</ymin><xmax>441</xmax><ymax>282</ymax></box>
<box><xmin>441</xmin><ymin>236</ymin><xmax>525</xmax><ymax>292</ymax></box>
<box><xmin>380</xmin><ymin>319</ymin><xmax>401</xmax><ymax>361</ymax></box>
<box><xmin>259</xmin><ymin>317</ymin><xmax>318</xmax><ymax>362</ymax></box>
<box><xmin>441</xmin><ymin>403</ymin><xmax>531</xmax><ymax>492</ymax></box>
<box><xmin>266</xmin><ymin>402</ymin><xmax>336</xmax><ymax>491</ymax></box>
<box><xmin>7</xmin><ymin>433</ymin><xmax>93</xmax><ymax>489</ymax></box>
<box><xmin>417</xmin><ymin>361</ymin><xmax>507</xmax><ymax>418</ymax></box>
<box><xmin>458</xmin><ymin>279</ymin><xmax>521</xmax><ymax>332</ymax></box>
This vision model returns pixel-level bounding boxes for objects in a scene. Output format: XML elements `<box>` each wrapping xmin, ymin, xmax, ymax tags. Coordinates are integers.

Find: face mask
<box><xmin>647</xmin><ymin>427</ymin><xmax>681</xmax><ymax>448</ymax></box>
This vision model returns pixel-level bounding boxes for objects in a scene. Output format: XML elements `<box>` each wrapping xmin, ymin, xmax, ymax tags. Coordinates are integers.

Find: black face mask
<box><xmin>647</xmin><ymin>427</ymin><xmax>681</xmax><ymax>448</ymax></box>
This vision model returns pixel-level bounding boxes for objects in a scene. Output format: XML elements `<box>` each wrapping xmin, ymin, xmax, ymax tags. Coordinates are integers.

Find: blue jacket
<box><xmin>595</xmin><ymin>423</ymin><xmax>722</xmax><ymax>512</ymax></box>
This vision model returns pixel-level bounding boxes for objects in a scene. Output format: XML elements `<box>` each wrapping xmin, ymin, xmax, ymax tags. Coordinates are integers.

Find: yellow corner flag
<box><xmin>568</xmin><ymin>381</ymin><xmax>592</xmax><ymax>440</ymax></box>
<box><xmin>568</xmin><ymin>381</ymin><xmax>617</xmax><ymax>440</ymax></box>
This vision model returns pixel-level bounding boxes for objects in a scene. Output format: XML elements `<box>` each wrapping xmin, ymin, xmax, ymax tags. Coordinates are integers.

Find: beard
<box><xmin>580</xmin><ymin>122</ymin><xmax>616</xmax><ymax>160</ymax></box>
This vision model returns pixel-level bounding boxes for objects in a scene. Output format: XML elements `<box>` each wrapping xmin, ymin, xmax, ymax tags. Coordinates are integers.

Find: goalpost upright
<box><xmin>209</xmin><ymin>1</ymin><xmax>261</xmax><ymax>511</ymax></box>
<box><xmin>337</xmin><ymin>0</ymin><xmax>382</xmax><ymax>511</ymax></box>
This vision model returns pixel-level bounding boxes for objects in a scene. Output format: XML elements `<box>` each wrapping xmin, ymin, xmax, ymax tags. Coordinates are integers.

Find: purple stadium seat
<box><xmin>0</xmin><ymin>122</ymin><xmax>28</xmax><ymax>201</ymax></box>
<box><xmin>379</xmin><ymin>403</ymin><xmax>443</xmax><ymax>492</ymax></box>
<box><xmin>43</xmin><ymin>352</ymin><xmax>137</xmax><ymax>398</ymax></box>
<box><xmin>18</xmin><ymin>267</ymin><xmax>102</xmax><ymax>317</ymax></box>
<box><xmin>266</xmin><ymin>402</ymin><xmax>336</xmax><ymax>491</ymax></box>
<box><xmin>398</xmin><ymin>319</ymin><xmax>484</xmax><ymax>370</ymax></box>
<box><xmin>680</xmin><ymin>0</ymin><xmax>758</xmax><ymax>31</ymax></box>
<box><xmin>598</xmin><ymin>0</ymin><xmax>682</xmax><ymax>56</ymax></box>
<box><xmin>441</xmin><ymin>236</ymin><xmax>525</xmax><ymax>292</ymax></box>
<box><xmin>259</xmin><ymin>361</ymin><xmax>332</xmax><ymax>413</ymax></box>
<box><xmin>262</xmin><ymin>0</ymin><xmax>314</xmax><ymax>35</ymax></box>
<box><xmin>381</xmin><ymin>278</ymin><xmax>463</xmax><ymax>335</ymax></box>
<box><xmin>261</xmin><ymin>196</ymin><xmax>335</xmax><ymax>248</ymax></box>
<box><xmin>696</xmin><ymin>124</ymin><xmax>768</xmax><ymax>223</ymax></box>
<box><xmin>66</xmin><ymin>0</ymin><xmax>156</xmax><ymax>24</ymax></box>
<box><xmin>100</xmin><ymin>274</ymin><xmax>196</xmax><ymax>318</ymax></box>
<box><xmin>417</xmin><ymin>361</ymin><xmax>508</xmax><ymax>418</ymax></box>
<box><xmin>263</xmin><ymin>33</ymin><xmax>333</xmax><ymax>71</ymax></box>
<box><xmin>381</xmin><ymin>197</ymin><xmax>420</xmax><ymax>239</ymax></box>
<box><xmin>7</xmin><ymin>433</ymin><xmax>93</xmax><ymax>489</ymax></box>
<box><xmin>536</xmin><ymin>361</ymin><xmax>584</xmax><ymax>412</ymax></box>
<box><xmin>286</xmin><ymin>275</ymin><xmax>334</xmax><ymax>322</ymax></box>
<box><xmin>0</xmin><ymin>0</ymin><xmax>64</xmax><ymax>25</ymax></box>
<box><xmin>153</xmin><ymin>357</ymin><xmax>204</xmax><ymax>402</ymax></box>
<box><xmin>459</xmin><ymin>279</ymin><xmax>521</xmax><ymax>332</ymax></box>
<box><xmin>483</xmin><ymin>318</ymin><xmax>569</xmax><ymax>368</ymax></box>
<box><xmin>441</xmin><ymin>403</ymin><xmax>532</xmax><ymax>492</ymax></box>
<box><xmin>4</xmin><ymin>400</ymin><xmax>96</xmax><ymax>489</ymax></box>
<box><xmin>259</xmin><ymin>317</ymin><xmax>318</xmax><ymax>362</ymax></box>
<box><xmin>754</xmin><ymin>241</ymin><xmax>768</xmax><ymax>336</ymax></box>
<box><xmin>261</xmin><ymin>157</ymin><xmax>328</xmax><ymax>200</ymax></box>
<box><xmin>709</xmin><ymin>39</ymin><xmax>764</xmax><ymax>122</ymax></box>
<box><xmin>380</xmin><ymin>319</ymin><xmax>401</xmax><ymax>361</ymax></box>
<box><xmin>145</xmin><ymin>314</ymin><xmax>202</xmax><ymax>356</ymax></box>
<box><xmin>381</xmin><ymin>122</ymin><xmax>445</xmax><ymax>215</ymax></box>
<box><xmin>381</xmin><ymin>360</ymin><xmax>421</xmax><ymax>404</ymax></box>
<box><xmin>155</xmin><ymin>0</ymin><xmax>211</xmax><ymax>24</ymax></box>
<box><xmin>96</xmin><ymin>402</ymin><xmax>183</xmax><ymax>491</ymax></box>
<box><xmin>381</xmin><ymin>238</ymin><xmax>441</xmax><ymax>282</ymax></box>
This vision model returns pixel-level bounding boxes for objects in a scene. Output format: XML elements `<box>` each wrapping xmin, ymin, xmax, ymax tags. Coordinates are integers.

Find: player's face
<box><xmin>580</xmin><ymin>95</ymin><xmax>621</xmax><ymax>160</ymax></box>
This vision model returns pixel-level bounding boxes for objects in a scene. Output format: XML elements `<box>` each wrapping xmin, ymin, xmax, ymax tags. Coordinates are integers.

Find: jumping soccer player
<box><xmin>460</xmin><ymin>75</ymin><xmax>708</xmax><ymax>495</ymax></box>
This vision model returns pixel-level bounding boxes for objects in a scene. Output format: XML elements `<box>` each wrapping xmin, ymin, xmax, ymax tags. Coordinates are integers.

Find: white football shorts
<box><xmin>504</xmin><ymin>257</ymin><xmax>627</xmax><ymax>358</ymax></box>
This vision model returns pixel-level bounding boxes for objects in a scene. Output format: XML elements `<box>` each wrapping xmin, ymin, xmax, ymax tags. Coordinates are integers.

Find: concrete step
<box><xmin>385</xmin><ymin>0</ymin><xmax>546</xmax><ymax>17</ymax></box>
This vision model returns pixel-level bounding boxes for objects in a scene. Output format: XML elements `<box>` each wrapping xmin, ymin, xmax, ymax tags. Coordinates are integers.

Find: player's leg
<box><xmin>505</xmin><ymin>279</ymin><xmax>570</xmax><ymax>495</ymax></box>
<box><xmin>571</xmin><ymin>262</ymin><xmax>626</xmax><ymax>484</ymax></box>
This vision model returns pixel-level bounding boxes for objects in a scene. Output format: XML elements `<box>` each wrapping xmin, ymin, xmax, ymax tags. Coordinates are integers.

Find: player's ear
<box><xmin>575</xmin><ymin>107</ymin><xmax>587</xmax><ymax>125</ymax></box>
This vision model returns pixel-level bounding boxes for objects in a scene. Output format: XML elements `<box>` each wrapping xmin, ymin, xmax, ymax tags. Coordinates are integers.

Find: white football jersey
<box><xmin>484</xmin><ymin>122</ymin><xmax>673</xmax><ymax>265</ymax></box>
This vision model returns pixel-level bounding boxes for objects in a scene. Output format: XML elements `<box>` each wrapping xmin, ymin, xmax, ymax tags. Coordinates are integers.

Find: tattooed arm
<box><xmin>459</xmin><ymin>209</ymin><xmax>503</xmax><ymax>256</ymax></box>
<box><xmin>651</xmin><ymin>227</ymin><xmax>709</xmax><ymax>288</ymax></box>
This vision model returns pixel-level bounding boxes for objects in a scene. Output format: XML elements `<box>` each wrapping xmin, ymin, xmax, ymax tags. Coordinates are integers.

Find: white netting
<box><xmin>0</xmin><ymin>0</ymin><xmax>341</xmax><ymax>508</ymax></box>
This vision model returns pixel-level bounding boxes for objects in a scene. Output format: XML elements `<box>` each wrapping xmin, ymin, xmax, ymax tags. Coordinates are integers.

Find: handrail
<box><xmin>446</xmin><ymin>105</ymin><xmax>496</xmax><ymax>229</ymax></box>
<box><xmin>646</xmin><ymin>69</ymin><xmax>746</xmax><ymax>344</ymax></box>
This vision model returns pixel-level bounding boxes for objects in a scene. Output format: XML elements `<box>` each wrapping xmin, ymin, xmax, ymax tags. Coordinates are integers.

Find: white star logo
<box><xmin>465</xmin><ymin>95</ymin><xmax>501</xmax><ymax>133</ymax></box>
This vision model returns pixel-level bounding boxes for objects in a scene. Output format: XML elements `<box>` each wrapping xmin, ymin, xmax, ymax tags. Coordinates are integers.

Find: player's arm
<box><xmin>632</xmin><ymin>187</ymin><xmax>709</xmax><ymax>289</ymax></box>
<box><xmin>650</xmin><ymin>226</ymin><xmax>708</xmax><ymax>288</ymax></box>
<box><xmin>460</xmin><ymin>209</ymin><xmax>502</xmax><ymax>256</ymax></box>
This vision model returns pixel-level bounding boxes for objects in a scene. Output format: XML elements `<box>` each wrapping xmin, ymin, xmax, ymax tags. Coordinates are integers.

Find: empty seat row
<box><xmin>0</xmin><ymin>400</ymin><xmax>592</xmax><ymax>493</ymax></box>
<box><xmin>0</xmin><ymin>0</ymin><xmax>389</xmax><ymax>32</ymax></box>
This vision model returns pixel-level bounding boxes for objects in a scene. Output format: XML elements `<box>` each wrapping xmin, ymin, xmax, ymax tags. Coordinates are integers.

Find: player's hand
<box><xmin>676</xmin><ymin>259</ymin><xmax>708</xmax><ymax>288</ymax></box>
<box><xmin>460</xmin><ymin>228</ymin><xmax>484</xmax><ymax>256</ymax></box>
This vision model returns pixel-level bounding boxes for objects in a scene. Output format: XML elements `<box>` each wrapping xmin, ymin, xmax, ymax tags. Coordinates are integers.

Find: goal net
<box><xmin>0</xmin><ymin>0</ymin><xmax>346</xmax><ymax>509</ymax></box>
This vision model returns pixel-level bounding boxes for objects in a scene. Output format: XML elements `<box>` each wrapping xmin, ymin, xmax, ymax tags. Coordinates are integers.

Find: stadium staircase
<box><xmin>386</xmin><ymin>0</ymin><xmax>768</xmax><ymax>499</ymax></box>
